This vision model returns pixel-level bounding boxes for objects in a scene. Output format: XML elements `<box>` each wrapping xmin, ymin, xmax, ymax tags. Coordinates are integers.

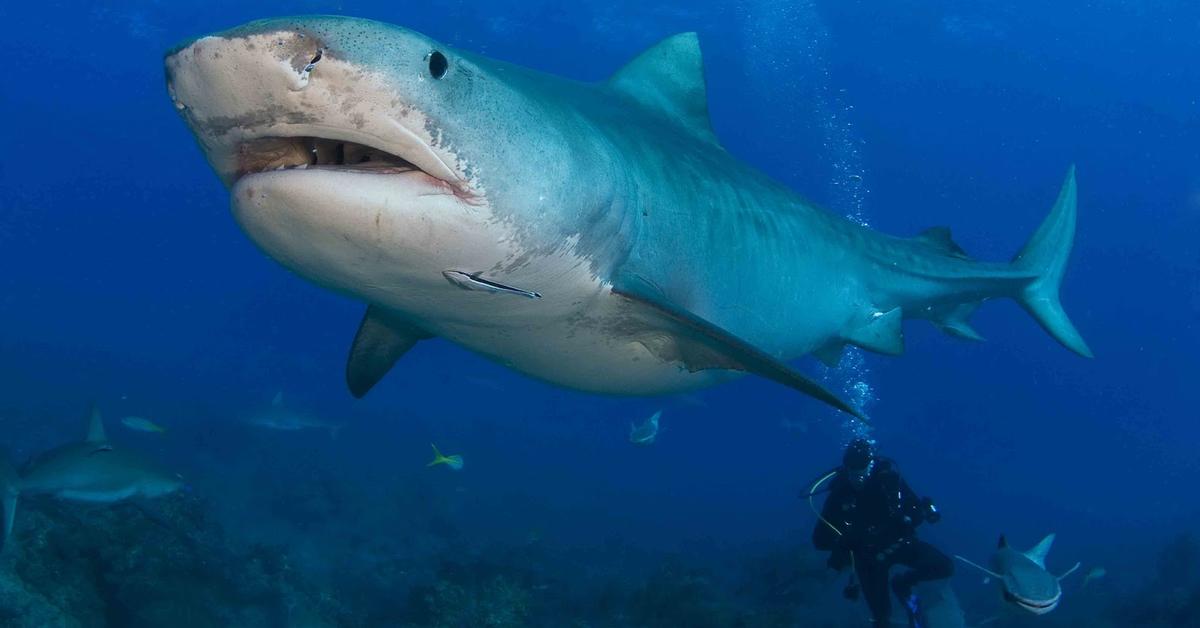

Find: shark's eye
<box><xmin>428</xmin><ymin>50</ymin><xmax>448</xmax><ymax>79</ymax></box>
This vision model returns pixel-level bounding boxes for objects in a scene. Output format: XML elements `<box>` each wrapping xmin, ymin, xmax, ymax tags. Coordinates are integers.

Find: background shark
<box><xmin>956</xmin><ymin>533</ymin><xmax>1081</xmax><ymax>616</ymax></box>
<box><xmin>1</xmin><ymin>405</ymin><xmax>183</xmax><ymax>549</ymax></box>
<box><xmin>165</xmin><ymin>16</ymin><xmax>1090</xmax><ymax>419</ymax></box>
<box><xmin>246</xmin><ymin>392</ymin><xmax>344</xmax><ymax>437</ymax></box>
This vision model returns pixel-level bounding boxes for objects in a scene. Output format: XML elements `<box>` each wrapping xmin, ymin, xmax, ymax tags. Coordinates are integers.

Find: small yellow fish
<box><xmin>120</xmin><ymin>416</ymin><xmax>166</xmax><ymax>434</ymax></box>
<box><xmin>427</xmin><ymin>443</ymin><xmax>464</xmax><ymax>471</ymax></box>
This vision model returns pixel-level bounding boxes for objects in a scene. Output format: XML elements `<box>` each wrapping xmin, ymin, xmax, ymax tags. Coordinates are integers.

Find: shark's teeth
<box><xmin>236</xmin><ymin>137</ymin><xmax>423</xmax><ymax>179</ymax></box>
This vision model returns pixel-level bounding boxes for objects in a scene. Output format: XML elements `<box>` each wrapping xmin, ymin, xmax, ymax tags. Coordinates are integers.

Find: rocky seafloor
<box><xmin>1</xmin><ymin>492</ymin><xmax>1195</xmax><ymax>627</ymax></box>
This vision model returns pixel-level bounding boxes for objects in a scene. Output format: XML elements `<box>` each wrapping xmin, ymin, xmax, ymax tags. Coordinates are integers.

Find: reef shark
<box><xmin>165</xmin><ymin>16</ymin><xmax>1091</xmax><ymax>420</ymax></box>
<box><xmin>956</xmin><ymin>533</ymin><xmax>1081</xmax><ymax>615</ymax></box>
<box><xmin>1</xmin><ymin>405</ymin><xmax>183</xmax><ymax>549</ymax></box>
<box><xmin>246</xmin><ymin>392</ymin><xmax>344</xmax><ymax>438</ymax></box>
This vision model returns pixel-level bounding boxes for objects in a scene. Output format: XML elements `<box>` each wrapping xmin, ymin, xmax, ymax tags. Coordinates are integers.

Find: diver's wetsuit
<box><xmin>813</xmin><ymin>459</ymin><xmax>953</xmax><ymax>625</ymax></box>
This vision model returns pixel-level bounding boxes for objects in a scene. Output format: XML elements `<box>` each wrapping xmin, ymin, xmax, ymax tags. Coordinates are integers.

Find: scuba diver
<box><xmin>808</xmin><ymin>439</ymin><xmax>952</xmax><ymax>625</ymax></box>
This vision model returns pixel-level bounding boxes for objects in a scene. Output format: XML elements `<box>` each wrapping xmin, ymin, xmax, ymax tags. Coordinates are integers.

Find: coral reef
<box><xmin>3</xmin><ymin>486</ymin><xmax>1195</xmax><ymax>627</ymax></box>
<box><xmin>404</xmin><ymin>555</ymin><xmax>535</xmax><ymax>628</ymax></box>
<box><xmin>1111</xmin><ymin>533</ymin><xmax>1200</xmax><ymax>627</ymax></box>
<box><xmin>0</xmin><ymin>494</ymin><xmax>344</xmax><ymax>628</ymax></box>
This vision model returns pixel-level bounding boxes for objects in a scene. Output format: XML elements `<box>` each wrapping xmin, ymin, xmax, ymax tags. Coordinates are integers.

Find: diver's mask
<box><xmin>846</xmin><ymin>458</ymin><xmax>875</xmax><ymax>488</ymax></box>
<box><xmin>842</xmin><ymin>438</ymin><xmax>876</xmax><ymax>488</ymax></box>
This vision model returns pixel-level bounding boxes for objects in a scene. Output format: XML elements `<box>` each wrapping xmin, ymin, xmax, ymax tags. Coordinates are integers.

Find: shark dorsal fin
<box><xmin>916</xmin><ymin>226</ymin><xmax>970</xmax><ymax>259</ymax></box>
<box><xmin>272</xmin><ymin>391</ymin><xmax>284</xmax><ymax>407</ymax></box>
<box><xmin>1025</xmin><ymin>533</ymin><xmax>1056</xmax><ymax>568</ymax></box>
<box><xmin>608</xmin><ymin>33</ymin><xmax>717</xmax><ymax>143</ymax></box>
<box><xmin>85</xmin><ymin>404</ymin><xmax>106</xmax><ymax>443</ymax></box>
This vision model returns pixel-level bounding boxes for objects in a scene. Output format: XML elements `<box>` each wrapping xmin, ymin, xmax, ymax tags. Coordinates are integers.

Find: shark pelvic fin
<box><xmin>612</xmin><ymin>277</ymin><xmax>867</xmax><ymax>422</ymax></box>
<box><xmin>86</xmin><ymin>403</ymin><xmax>106</xmax><ymax>443</ymax></box>
<box><xmin>607</xmin><ymin>33</ymin><xmax>717</xmax><ymax>143</ymax></box>
<box><xmin>844</xmin><ymin>307</ymin><xmax>904</xmax><ymax>355</ymax></box>
<box><xmin>1011</xmin><ymin>166</ymin><xmax>1092</xmax><ymax>358</ymax></box>
<box><xmin>1025</xmin><ymin>533</ymin><xmax>1056</xmax><ymax>568</ymax></box>
<box><xmin>933</xmin><ymin>301</ymin><xmax>985</xmax><ymax>341</ymax></box>
<box><xmin>346</xmin><ymin>306</ymin><xmax>432</xmax><ymax>398</ymax></box>
<box><xmin>812</xmin><ymin>342</ymin><xmax>845</xmax><ymax>368</ymax></box>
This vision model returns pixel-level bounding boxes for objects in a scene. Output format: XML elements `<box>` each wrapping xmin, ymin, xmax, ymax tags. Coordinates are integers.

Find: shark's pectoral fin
<box><xmin>346</xmin><ymin>305</ymin><xmax>432</xmax><ymax>398</ymax></box>
<box><xmin>1056</xmin><ymin>561</ymin><xmax>1084</xmax><ymax>583</ymax></box>
<box><xmin>954</xmin><ymin>555</ymin><xmax>1003</xmax><ymax>580</ymax></box>
<box><xmin>812</xmin><ymin>342</ymin><xmax>846</xmax><ymax>368</ymax></box>
<box><xmin>1057</xmin><ymin>562</ymin><xmax>1082</xmax><ymax>581</ymax></box>
<box><xmin>844</xmin><ymin>308</ymin><xmax>904</xmax><ymax>355</ymax></box>
<box><xmin>611</xmin><ymin>281</ymin><xmax>866</xmax><ymax>422</ymax></box>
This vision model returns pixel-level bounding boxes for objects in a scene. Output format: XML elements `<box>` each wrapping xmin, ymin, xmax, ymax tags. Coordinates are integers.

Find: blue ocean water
<box><xmin>0</xmin><ymin>0</ymin><xmax>1196</xmax><ymax>626</ymax></box>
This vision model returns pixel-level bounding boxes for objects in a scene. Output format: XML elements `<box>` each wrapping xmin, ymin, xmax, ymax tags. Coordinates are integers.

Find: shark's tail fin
<box><xmin>0</xmin><ymin>450</ymin><xmax>19</xmax><ymax>552</ymax></box>
<box><xmin>1010</xmin><ymin>166</ymin><xmax>1093</xmax><ymax>358</ymax></box>
<box><xmin>427</xmin><ymin>443</ymin><xmax>443</xmax><ymax>466</ymax></box>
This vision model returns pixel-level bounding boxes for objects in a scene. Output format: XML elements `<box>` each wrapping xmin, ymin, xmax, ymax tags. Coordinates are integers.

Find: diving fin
<box><xmin>346</xmin><ymin>306</ymin><xmax>432</xmax><ymax>398</ymax></box>
<box><xmin>611</xmin><ymin>276</ymin><xmax>867</xmax><ymax>422</ymax></box>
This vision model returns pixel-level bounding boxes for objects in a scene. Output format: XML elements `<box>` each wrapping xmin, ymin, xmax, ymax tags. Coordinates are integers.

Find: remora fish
<box><xmin>956</xmin><ymin>533</ymin><xmax>1081</xmax><ymax>615</ymax></box>
<box><xmin>166</xmin><ymin>17</ymin><xmax>1091</xmax><ymax>420</ymax></box>
<box><xmin>1</xmin><ymin>405</ymin><xmax>183</xmax><ymax>548</ymax></box>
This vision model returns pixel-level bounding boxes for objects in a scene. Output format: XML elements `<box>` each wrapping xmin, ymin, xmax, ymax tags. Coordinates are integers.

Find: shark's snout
<box><xmin>165</xmin><ymin>28</ymin><xmax>327</xmax><ymax>106</ymax></box>
<box><xmin>165</xmin><ymin>20</ymin><xmax>471</xmax><ymax>192</ymax></box>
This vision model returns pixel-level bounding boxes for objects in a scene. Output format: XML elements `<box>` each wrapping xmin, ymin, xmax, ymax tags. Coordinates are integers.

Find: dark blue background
<box><xmin>1</xmin><ymin>0</ymin><xmax>1196</xmax><ymax>595</ymax></box>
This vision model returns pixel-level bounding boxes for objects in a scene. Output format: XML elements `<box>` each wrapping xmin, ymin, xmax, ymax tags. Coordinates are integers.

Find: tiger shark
<box><xmin>1</xmin><ymin>405</ymin><xmax>183</xmax><ymax>549</ymax></box>
<box><xmin>164</xmin><ymin>16</ymin><xmax>1091</xmax><ymax>420</ymax></box>
<box><xmin>956</xmin><ymin>533</ymin><xmax>1082</xmax><ymax>615</ymax></box>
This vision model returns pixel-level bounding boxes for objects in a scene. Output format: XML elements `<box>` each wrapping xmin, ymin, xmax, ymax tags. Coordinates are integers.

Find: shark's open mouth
<box><xmin>235</xmin><ymin>137</ymin><xmax>424</xmax><ymax>180</ymax></box>
<box><xmin>231</xmin><ymin>135</ymin><xmax>481</xmax><ymax>204</ymax></box>
<box><xmin>1004</xmin><ymin>589</ymin><xmax>1059</xmax><ymax>612</ymax></box>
